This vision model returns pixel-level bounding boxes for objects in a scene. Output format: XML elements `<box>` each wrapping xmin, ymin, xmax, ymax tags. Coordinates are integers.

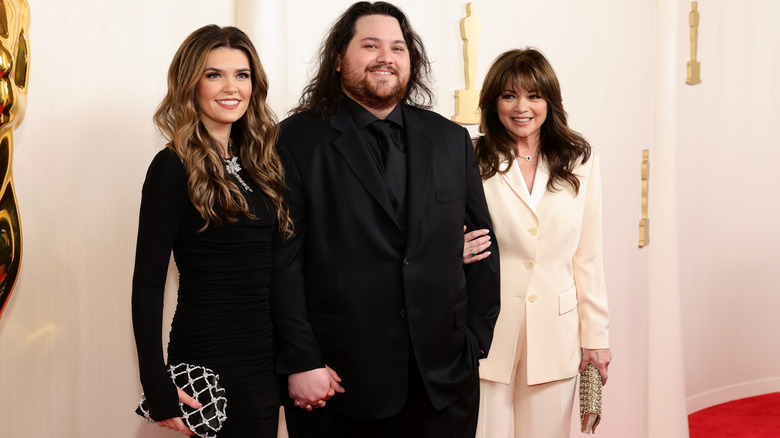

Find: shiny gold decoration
<box><xmin>638</xmin><ymin>149</ymin><xmax>650</xmax><ymax>248</ymax></box>
<box><xmin>0</xmin><ymin>0</ymin><xmax>29</xmax><ymax>320</ymax></box>
<box><xmin>452</xmin><ymin>2</ymin><xmax>481</xmax><ymax>125</ymax></box>
<box><xmin>686</xmin><ymin>1</ymin><xmax>701</xmax><ymax>85</ymax></box>
<box><xmin>579</xmin><ymin>363</ymin><xmax>603</xmax><ymax>434</ymax></box>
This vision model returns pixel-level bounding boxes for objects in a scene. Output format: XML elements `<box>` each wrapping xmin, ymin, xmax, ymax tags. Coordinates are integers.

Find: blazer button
<box><xmin>399</xmin><ymin>308</ymin><xmax>407</xmax><ymax>318</ymax></box>
<box><xmin>525</xmin><ymin>260</ymin><xmax>535</xmax><ymax>269</ymax></box>
<box><xmin>529</xmin><ymin>227</ymin><xmax>538</xmax><ymax>236</ymax></box>
<box><xmin>403</xmin><ymin>258</ymin><xmax>409</xmax><ymax>267</ymax></box>
<box><xmin>528</xmin><ymin>294</ymin><xmax>538</xmax><ymax>302</ymax></box>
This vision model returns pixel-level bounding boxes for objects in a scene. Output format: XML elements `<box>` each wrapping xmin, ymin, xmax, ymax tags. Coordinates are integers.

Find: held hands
<box><xmin>288</xmin><ymin>365</ymin><xmax>345</xmax><ymax>410</ymax></box>
<box><xmin>463</xmin><ymin>226</ymin><xmax>492</xmax><ymax>265</ymax></box>
<box><xmin>580</xmin><ymin>348</ymin><xmax>612</xmax><ymax>385</ymax></box>
<box><xmin>155</xmin><ymin>387</ymin><xmax>201</xmax><ymax>436</ymax></box>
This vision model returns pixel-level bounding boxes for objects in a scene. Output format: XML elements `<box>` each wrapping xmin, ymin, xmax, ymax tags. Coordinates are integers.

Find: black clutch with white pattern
<box><xmin>136</xmin><ymin>363</ymin><xmax>227</xmax><ymax>438</ymax></box>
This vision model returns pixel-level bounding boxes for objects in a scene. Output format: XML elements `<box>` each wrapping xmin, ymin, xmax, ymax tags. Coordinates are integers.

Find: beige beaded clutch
<box><xmin>579</xmin><ymin>363</ymin><xmax>602</xmax><ymax>434</ymax></box>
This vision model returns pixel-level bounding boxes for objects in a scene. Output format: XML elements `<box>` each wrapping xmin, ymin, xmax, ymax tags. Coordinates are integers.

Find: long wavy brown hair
<box><xmin>154</xmin><ymin>25</ymin><xmax>292</xmax><ymax>239</ymax></box>
<box><xmin>474</xmin><ymin>48</ymin><xmax>591</xmax><ymax>194</ymax></box>
<box><xmin>291</xmin><ymin>1</ymin><xmax>435</xmax><ymax>118</ymax></box>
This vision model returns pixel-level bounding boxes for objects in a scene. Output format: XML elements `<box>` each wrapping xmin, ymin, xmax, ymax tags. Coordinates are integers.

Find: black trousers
<box><xmin>283</xmin><ymin>355</ymin><xmax>480</xmax><ymax>438</ymax></box>
<box><xmin>217</xmin><ymin>411</ymin><xmax>278</xmax><ymax>437</ymax></box>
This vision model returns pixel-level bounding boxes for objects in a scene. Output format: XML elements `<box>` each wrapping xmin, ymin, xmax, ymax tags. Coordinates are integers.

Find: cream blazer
<box><xmin>478</xmin><ymin>154</ymin><xmax>610</xmax><ymax>386</ymax></box>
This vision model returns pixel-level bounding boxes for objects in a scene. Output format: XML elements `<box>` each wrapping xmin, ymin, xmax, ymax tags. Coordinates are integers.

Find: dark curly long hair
<box><xmin>474</xmin><ymin>48</ymin><xmax>591</xmax><ymax>194</ymax></box>
<box><xmin>154</xmin><ymin>25</ymin><xmax>293</xmax><ymax>239</ymax></box>
<box><xmin>291</xmin><ymin>1</ymin><xmax>434</xmax><ymax>118</ymax></box>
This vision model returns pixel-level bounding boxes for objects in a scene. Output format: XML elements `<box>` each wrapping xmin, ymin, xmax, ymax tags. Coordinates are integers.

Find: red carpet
<box><xmin>688</xmin><ymin>392</ymin><xmax>780</xmax><ymax>437</ymax></box>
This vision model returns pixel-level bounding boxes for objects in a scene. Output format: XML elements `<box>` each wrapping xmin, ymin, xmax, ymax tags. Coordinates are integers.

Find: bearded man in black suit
<box><xmin>271</xmin><ymin>2</ymin><xmax>500</xmax><ymax>437</ymax></box>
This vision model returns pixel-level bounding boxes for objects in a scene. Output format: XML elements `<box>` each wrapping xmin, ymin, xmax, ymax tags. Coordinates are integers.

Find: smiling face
<box><xmin>337</xmin><ymin>14</ymin><xmax>410</xmax><ymax>114</ymax></box>
<box><xmin>196</xmin><ymin>47</ymin><xmax>252</xmax><ymax>137</ymax></box>
<box><xmin>496</xmin><ymin>85</ymin><xmax>548</xmax><ymax>147</ymax></box>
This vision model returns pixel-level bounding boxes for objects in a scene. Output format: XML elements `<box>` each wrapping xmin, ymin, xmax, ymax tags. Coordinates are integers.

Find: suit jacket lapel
<box><xmin>403</xmin><ymin>108</ymin><xmax>433</xmax><ymax>233</ymax></box>
<box><xmin>500</xmin><ymin>158</ymin><xmax>545</xmax><ymax>218</ymax></box>
<box><xmin>330</xmin><ymin>111</ymin><xmax>397</xmax><ymax>222</ymax></box>
<box><xmin>531</xmin><ymin>160</ymin><xmax>550</xmax><ymax>206</ymax></box>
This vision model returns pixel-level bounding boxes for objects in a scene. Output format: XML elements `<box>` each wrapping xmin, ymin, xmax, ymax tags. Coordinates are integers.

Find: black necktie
<box><xmin>370</xmin><ymin>120</ymin><xmax>406</xmax><ymax>221</ymax></box>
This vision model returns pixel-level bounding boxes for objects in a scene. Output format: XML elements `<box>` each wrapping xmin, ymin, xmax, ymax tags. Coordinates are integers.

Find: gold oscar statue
<box><xmin>638</xmin><ymin>150</ymin><xmax>650</xmax><ymax>248</ymax></box>
<box><xmin>686</xmin><ymin>1</ymin><xmax>701</xmax><ymax>85</ymax></box>
<box><xmin>0</xmin><ymin>0</ymin><xmax>29</xmax><ymax>319</ymax></box>
<box><xmin>452</xmin><ymin>2</ymin><xmax>481</xmax><ymax>125</ymax></box>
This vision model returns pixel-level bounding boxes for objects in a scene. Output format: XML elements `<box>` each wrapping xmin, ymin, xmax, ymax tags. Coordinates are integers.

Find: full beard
<box><xmin>341</xmin><ymin>63</ymin><xmax>408</xmax><ymax>111</ymax></box>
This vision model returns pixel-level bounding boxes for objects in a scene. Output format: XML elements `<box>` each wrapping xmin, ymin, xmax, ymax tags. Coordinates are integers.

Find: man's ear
<box><xmin>336</xmin><ymin>54</ymin><xmax>342</xmax><ymax>72</ymax></box>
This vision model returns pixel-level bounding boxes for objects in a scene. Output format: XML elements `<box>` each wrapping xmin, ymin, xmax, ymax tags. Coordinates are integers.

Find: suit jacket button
<box><xmin>403</xmin><ymin>258</ymin><xmax>409</xmax><ymax>266</ymax></box>
<box><xmin>399</xmin><ymin>308</ymin><xmax>407</xmax><ymax>318</ymax></box>
<box><xmin>525</xmin><ymin>260</ymin><xmax>535</xmax><ymax>269</ymax></box>
<box><xmin>528</xmin><ymin>294</ymin><xmax>538</xmax><ymax>303</ymax></box>
<box><xmin>529</xmin><ymin>227</ymin><xmax>538</xmax><ymax>236</ymax></box>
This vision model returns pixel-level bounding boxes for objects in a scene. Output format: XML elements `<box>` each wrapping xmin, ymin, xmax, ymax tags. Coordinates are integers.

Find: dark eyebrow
<box><xmin>203</xmin><ymin>67</ymin><xmax>251</xmax><ymax>73</ymax></box>
<box><xmin>361</xmin><ymin>37</ymin><xmax>407</xmax><ymax>46</ymax></box>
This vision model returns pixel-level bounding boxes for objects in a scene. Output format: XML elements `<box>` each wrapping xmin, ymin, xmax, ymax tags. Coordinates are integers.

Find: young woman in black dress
<box><xmin>132</xmin><ymin>25</ymin><xmax>292</xmax><ymax>437</ymax></box>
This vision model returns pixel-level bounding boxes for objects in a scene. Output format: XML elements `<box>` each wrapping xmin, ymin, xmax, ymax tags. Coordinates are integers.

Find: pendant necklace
<box><xmin>518</xmin><ymin>153</ymin><xmax>539</xmax><ymax>162</ymax></box>
<box><xmin>224</xmin><ymin>142</ymin><xmax>253</xmax><ymax>192</ymax></box>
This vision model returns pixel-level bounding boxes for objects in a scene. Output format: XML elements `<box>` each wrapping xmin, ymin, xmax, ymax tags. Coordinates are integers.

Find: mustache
<box><xmin>365</xmin><ymin>63</ymin><xmax>398</xmax><ymax>74</ymax></box>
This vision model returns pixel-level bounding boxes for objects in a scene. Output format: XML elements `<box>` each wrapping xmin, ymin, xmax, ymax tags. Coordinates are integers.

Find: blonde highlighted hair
<box><xmin>154</xmin><ymin>25</ymin><xmax>292</xmax><ymax>239</ymax></box>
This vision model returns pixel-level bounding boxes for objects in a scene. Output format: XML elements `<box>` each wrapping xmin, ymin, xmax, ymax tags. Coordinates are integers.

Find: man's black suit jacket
<box><xmin>271</xmin><ymin>103</ymin><xmax>500</xmax><ymax>420</ymax></box>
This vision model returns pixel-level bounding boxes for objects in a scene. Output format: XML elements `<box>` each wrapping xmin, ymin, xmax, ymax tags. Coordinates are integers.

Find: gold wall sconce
<box><xmin>686</xmin><ymin>1</ymin><xmax>701</xmax><ymax>85</ymax></box>
<box><xmin>638</xmin><ymin>149</ymin><xmax>650</xmax><ymax>248</ymax></box>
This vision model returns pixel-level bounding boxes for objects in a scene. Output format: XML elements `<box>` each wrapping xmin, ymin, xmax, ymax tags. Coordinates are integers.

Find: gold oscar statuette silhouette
<box><xmin>0</xmin><ymin>0</ymin><xmax>29</xmax><ymax>320</ymax></box>
<box><xmin>452</xmin><ymin>2</ymin><xmax>481</xmax><ymax>125</ymax></box>
<box><xmin>686</xmin><ymin>1</ymin><xmax>701</xmax><ymax>85</ymax></box>
<box><xmin>638</xmin><ymin>150</ymin><xmax>650</xmax><ymax>248</ymax></box>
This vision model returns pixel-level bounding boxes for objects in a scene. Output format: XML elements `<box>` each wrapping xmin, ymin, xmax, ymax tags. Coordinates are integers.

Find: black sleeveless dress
<box><xmin>132</xmin><ymin>149</ymin><xmax>278</xmax><ymax>434</ymax></box>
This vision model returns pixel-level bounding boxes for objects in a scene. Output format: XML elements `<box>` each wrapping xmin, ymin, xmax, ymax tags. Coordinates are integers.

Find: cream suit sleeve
<box><xmin>573</xmin><ymin>155</ymin><xmax>610</xmax><ymax>349</ymax></box>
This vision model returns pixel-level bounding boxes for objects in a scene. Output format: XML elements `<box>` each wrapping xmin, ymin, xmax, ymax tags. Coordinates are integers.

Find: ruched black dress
<box><xmin>132</xmin><ymin>149</ymin><xmax>279</xmax><ymax>436</ymax></box>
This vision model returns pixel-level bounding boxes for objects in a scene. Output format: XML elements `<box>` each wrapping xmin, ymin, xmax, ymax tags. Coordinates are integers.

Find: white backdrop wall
<box><xmin>0</xmin><ymin>0</ymin><xmax>776</xmax><ymax>437</ymax></box>
<box><xmin>676</xmin><ymin>0</ymin><xmax>780</xmax><ymax>413</ymax></box>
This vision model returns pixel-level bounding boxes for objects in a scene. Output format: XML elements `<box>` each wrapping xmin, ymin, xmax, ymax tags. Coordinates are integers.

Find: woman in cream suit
<box><xmin>465</xmin><ymin>48</ymin><xmax>611</xmax><ymax>438</ymax></box>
